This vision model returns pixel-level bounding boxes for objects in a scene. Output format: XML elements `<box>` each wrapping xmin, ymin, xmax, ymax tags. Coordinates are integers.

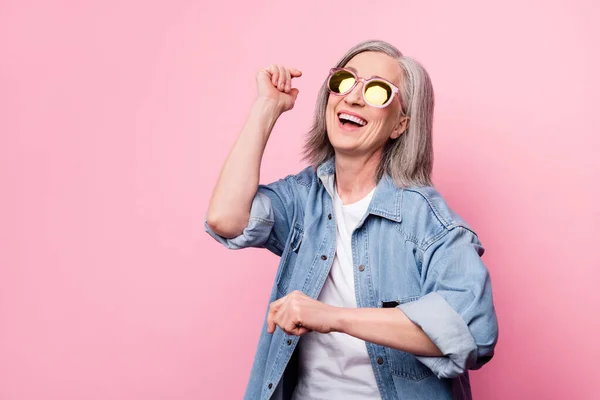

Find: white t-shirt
<box><xmin>292</xmin><ymin>185</ymin><xmax>381</xmax><ymax>400</ymax></box>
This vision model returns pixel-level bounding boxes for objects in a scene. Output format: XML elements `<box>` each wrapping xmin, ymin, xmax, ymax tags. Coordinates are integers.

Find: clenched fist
<box><xmin>267</xmin><ymin>290</ymin><xmax>339</xmax><ymax>336</ymax></box>
<box><xmin>256</xmin><ymin>65</ymin><xmax>302</xmax><ymax>113</ymax></box>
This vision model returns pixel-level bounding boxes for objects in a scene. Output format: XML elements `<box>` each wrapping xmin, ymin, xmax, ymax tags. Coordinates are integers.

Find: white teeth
<box><xmin>339</xmin><ymin>113</ymin><xmax>367</xmax><ymax>126</ymax></box>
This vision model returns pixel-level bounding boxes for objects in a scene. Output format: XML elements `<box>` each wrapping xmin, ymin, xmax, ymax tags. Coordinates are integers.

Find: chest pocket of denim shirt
<box><xmin>383</xmin><ymin>296</ymin><xmax>434</xmax><ymax>381</ymax></box>
<box><xmin>275</xmin><ymin>224</ymin><xmax>303</xmax><ymax>296</ymax></box>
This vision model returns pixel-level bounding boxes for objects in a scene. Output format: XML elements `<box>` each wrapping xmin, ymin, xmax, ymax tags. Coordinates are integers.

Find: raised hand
<box><xmin>256</xmin><ymin>65</ymin><xmax>302</xmax><ymax>113</ymax></box>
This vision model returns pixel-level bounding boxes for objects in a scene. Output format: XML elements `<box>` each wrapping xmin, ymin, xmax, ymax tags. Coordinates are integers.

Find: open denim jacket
<box><xmin>205</xmin><ymin>159</ymin><xmax>498</xmax><ymax>400</ymax></box>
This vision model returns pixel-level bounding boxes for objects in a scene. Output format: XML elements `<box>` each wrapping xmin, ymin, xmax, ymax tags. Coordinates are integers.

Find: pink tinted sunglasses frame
<box><xmin>326</xmin><ymin>67</ymin><xmax>403</xmax><ymax>111</ymax></box>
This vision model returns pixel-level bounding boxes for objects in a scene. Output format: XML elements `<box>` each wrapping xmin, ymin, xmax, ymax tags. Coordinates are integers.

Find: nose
<box><xmin>344</xmin><ymin>80</ymin><xmax>365</xmax><ymax>106</ymax></box>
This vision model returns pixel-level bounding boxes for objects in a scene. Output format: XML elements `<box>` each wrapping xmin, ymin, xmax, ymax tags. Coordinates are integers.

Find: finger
<box><xmin>297</xmin><ymin>327</ymin><xmax>311</xmax><ymax>336</ymax></box>
<box><xmin>277</xmin><ymin>65</ymin><xmax>286</xmax><ymax>91</ymax></box>
<box><xmin>268</xmin><ymin>294</ymin><xmax>291</xmax><ymax>334</ymax></box>
<box><xmin>291</xmin><ymin>88</ymin><xmax>299</xmax><ymax>98</ymax></box>
<box><xmin>267</xmin><ymin>307</ymin><xmax>276</xmax><ymax>334</ymax></box>
<box><xmin>269</xmin><ymin>65</ymin><xmax>279</xmax><ymax>87</ymax></box>
<box><xmin>284</xmin><ymin>320</ymin><xmax>301</xmax><ymax>335</ymax></box>
<box><xmin>290</xmin><ymin>321</ymin><xmax>311</xmax><ymax>336</ymax></box>
<box><xmin>284</xmin><ymin>67</ymin><xmax>292</xmax><ymax>93</ymax></box>
<box><xmin>289</xmin><ymin>88</ymin><xmax>299</xmax><ymax>101</ymax></box>
<box><xmin>290</xmin><ymin>68</ymin><xmax>303</xmax><ymax>78</ymax></box>
<box><xmin>267</xmin><ymin>297</ymin><xmax>285</xmax><ymax>334</ymax></box>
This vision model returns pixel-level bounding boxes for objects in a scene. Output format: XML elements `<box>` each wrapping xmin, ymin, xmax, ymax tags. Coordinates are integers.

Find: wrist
<box><xmin>253</xmin><ymin>97</ymin><xmax>285</xmax><ymax>117</ymax></box>
<box><xmin>330</xmin><ymin>306</ymin><xmax>351</xmax><ymax>333</ymax></box>
<box><xmin>244</xmin><ymin>98</ymin><xmax>284</xmax><ymax>140</ymax></box>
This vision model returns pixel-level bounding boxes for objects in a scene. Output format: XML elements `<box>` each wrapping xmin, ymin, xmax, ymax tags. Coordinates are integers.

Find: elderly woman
<box><xmin>205</xmin><ymin>40</ymin><xmax>498</xmax><ymax>400</ymax></box>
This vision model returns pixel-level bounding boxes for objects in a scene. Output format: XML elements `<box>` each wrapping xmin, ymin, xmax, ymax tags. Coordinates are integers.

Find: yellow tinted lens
<box><xmin>365</xmin><ymin>82</ymin><xmax>392</xmax><ymax>106</ymax></box>
<box><xmin>329</xmin><ymin>71</ymin><xmax>356</xmax><ymax>93</ymax></box>
<box><xmin>338</xmin><ymin>77</ymin><xmax>355</xmax><ymax>94</ymax></box>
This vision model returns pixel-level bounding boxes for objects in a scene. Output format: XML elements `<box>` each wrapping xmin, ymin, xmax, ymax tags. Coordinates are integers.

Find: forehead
<box><xmin>344</xmin><ymin>51</ymin><xmax>402</xmax><ymax>86</ymax></box>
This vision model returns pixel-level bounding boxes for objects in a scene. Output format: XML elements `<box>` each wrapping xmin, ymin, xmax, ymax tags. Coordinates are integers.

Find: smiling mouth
<box><xmin>338</xmin><ymin>112</ymin><xmax>367</xmax><ymax>127</ymax></box>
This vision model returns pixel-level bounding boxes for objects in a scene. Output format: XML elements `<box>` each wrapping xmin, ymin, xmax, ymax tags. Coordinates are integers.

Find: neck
<box><xmin>334</xmin><ymin>150</ymin><xmax>381</xmax><ymax>205</ymax></box>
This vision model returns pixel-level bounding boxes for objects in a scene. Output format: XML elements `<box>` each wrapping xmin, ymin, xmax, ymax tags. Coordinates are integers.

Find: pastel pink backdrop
<box><xmin>1</xmin><ymin>1</ymin><xmax>599</xmax><ymax>399</ymax></box>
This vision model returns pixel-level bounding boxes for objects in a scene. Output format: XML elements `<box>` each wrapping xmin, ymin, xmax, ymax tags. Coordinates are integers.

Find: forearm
<box><xmin>333</xmin><ymin>307</ymin><xmax>443</xmax><ymax>357</ymax></box>
<box><xmin>207</xmin><ymin>99</ymin><xmax>282</xmax><ymax>237</ymax></box>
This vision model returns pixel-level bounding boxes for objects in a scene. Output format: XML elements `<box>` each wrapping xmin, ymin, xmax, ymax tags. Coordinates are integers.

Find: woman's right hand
<box><xmin>256</xmin><ymin>65</ymin><xmax>302</xmax><ymax>113</ymax></box>
<box><xmin>207</xmin><ymin>66</ymin><xmax>302</xmax><ymax>239</ymax></box>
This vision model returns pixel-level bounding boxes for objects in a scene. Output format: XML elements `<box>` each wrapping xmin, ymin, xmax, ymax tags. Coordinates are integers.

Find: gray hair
<box><xmin>302</xmin><ymin>40</ymin><xmax>435</xmax><ymax>187</ymax></box>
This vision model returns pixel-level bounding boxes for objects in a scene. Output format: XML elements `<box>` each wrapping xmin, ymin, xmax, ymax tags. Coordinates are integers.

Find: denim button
<box><xmin>268</xmin><ymin>383</ymin><xmax>273</xmax><ymax>389</ymax></box>
<box><xmin>377</xmin><ymin>357</ymin><xmax>384</xmax><ymax>365</ymax></box>
<box><xmin>358</xmin><ymin>265</ymin><xmax>365</xmax><ymax>272</ymax></box>
<box><xmin>321</xmin><ymin>255</ymin><xmax>327</xmax><ymax>260</ymax></box>
<box><xmin>328</xmin><ymin>213</ymin><xmax>332</xmax><ymax>220</ymax></box>
<box><xmin>287</xmin><ymin>339</ymin><xmax>292</xmax><ymax>345</ymax></box>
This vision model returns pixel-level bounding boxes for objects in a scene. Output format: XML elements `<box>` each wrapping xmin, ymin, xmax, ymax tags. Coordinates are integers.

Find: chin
<box><xmin>327</xmin><ymin>134</ymin><xmax>359</xmax><ymax>154</ymax></box>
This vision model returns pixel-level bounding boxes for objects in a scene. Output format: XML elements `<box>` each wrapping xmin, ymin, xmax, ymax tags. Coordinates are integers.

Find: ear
<box><xmin>391</xmin><ymin>115</ymin><xmax>409</xmax><ymax>139</ymax></box>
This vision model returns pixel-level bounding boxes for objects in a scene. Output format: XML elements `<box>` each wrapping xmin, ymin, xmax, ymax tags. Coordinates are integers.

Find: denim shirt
<box><xmin>205</xmin><ymin>159</ymin><xmax>499</xmax><ymax>400</ymax></box>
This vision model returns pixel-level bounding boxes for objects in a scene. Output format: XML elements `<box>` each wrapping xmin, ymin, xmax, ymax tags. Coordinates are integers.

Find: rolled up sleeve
<box><xmin>398</xmin><ymin>226</ymin><xmax>499</xmax><ymax>379</ymax></box>
<box><xmin>204</xmin><ymin>192</ymin><xmax>275</xmax><ymax>249</ymax></box>
<box><xmin>204</xmin><ymin>177</ymin><xmax>296</xmax><ymax>256</ymax></box>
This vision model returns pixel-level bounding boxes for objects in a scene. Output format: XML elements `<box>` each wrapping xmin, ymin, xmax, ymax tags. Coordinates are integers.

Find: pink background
<box><xmin>1</xmin><ymin>1</ymin><xmax>599</xmax><ymax>399</ymax></box>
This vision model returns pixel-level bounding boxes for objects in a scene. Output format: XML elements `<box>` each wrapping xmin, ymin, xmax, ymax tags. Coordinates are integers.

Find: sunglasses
<box><xmin>326</xmin><ymin>68</ymin><xmax>402</xmax><ymax>110</ymax></box>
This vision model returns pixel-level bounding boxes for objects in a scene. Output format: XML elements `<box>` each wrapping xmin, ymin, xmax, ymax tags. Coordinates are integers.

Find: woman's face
<box><xmin>326</xmin><ymin>51</ymin><xmax>407</xmax><ymax>158</ymax></box>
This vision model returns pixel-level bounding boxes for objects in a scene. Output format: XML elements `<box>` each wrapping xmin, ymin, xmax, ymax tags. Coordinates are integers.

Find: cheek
<box><xmin>365</xmin><ymin>116</ymin><xmax>396</xmax><ymax>142</ymax></box>
<box><xmin>373</xmin><ymin>109</ymin><xmax>397</xmax><ymax>132</ymax></box>
<box><xmin>326</xmin><ymin>95</ymin><xmax>338</xmax><ymax>114</ymax></box>
<box><xmin>325</xmin><ymin>97</ymin><xmax>339</xmax><ymax>127</ymax></box>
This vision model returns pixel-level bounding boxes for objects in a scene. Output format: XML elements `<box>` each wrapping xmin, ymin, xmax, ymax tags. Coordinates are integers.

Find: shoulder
<box><xmin>288</xmin><ymin>165</ymin><xmax>317</xmax><ymax>188</ymax></box>
<box><xmin>259</xmin><ymin>165</ymin><xmax>317</xmax><ymax>201</ymax></box>
<box><xmin>400</xmin><ymin>186</ymin><xmax>478</xmax><ymax>245</ymax></box>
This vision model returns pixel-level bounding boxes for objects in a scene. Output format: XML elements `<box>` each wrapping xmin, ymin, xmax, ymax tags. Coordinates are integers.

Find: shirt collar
<box><xmin>317</xmin><ymin>158</ymin><xmax>403</xmax><ymax>223</ymax></box>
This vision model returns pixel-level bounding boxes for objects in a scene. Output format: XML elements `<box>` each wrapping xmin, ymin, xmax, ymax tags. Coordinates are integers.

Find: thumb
<box><xmin>289</xmin><ymin>88</ymin><xmax>299</xmax><ymax>100</ymax></box>
<box><xmin>297</xmin><ymin>327</ymin><xmax>312</xmax><ymax>336</ymax></box>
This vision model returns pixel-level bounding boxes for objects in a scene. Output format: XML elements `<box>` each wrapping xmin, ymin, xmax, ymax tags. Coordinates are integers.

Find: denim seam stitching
<box><xmin>291</xmin><ymin>174</ymin><xmax>312</xmax><ymax>189</ymax></box>
<box><xmin>404</xmin><ymin>188</ymin><xmax>450</xmax><ymax>228</ymax></box>
<box><xmin>248</xmin><ymin>216</ymin><xmax>275</xmax><ymax>224</ymax></box>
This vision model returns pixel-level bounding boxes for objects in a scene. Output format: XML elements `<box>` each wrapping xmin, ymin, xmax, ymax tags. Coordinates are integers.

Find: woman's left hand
<box><xmin>267</xmin><ymin>290</ymin><xmax>338</xmax><ymax>336</ymax></box>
